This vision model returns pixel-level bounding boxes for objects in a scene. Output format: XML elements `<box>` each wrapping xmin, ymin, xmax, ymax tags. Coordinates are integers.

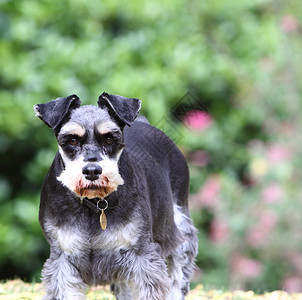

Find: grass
<box><xmin>0</xmin><ymin>280</ymin><xmax>301</xmax><ymax>299</ymax></box>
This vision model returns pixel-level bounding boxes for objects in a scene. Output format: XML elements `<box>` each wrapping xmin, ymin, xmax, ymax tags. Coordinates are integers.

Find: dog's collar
<box><xmin>80</xmin><ymin>194</ymin><xmax>118</xmax><ymax>214</ymax></box>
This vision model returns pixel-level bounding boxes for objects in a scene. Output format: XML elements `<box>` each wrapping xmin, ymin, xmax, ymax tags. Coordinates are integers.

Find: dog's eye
<box><xmin>68</xmin><ymin>138</ymin><xmax>79</xmax><ymax>146</ymax></box>
<box><xmin>105</xmin><ymin>136</ymin><xmax>114</xmax><ymax>145</ymax></box>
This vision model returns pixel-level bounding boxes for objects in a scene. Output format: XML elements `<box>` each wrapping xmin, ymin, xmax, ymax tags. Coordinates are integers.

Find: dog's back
<box><xmin>124</xmin><ymin>119</ymin><xmax>190</xmax><ymax>208</ymax></box>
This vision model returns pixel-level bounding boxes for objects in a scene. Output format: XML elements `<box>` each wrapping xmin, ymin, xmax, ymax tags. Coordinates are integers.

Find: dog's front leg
<box><xmin>41</xmin><ymin>251</ymin><xmax>87</xmax><ymax>300</ymax></box>
<box><xmin>127</xmin><ymin>244</ymin><xmax>171</xmax><ymax>300</ymax></box>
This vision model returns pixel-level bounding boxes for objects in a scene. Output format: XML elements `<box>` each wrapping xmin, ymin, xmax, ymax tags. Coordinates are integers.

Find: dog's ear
<box><xmin>34</xmin><ymin>95</ymin><xmax>81</xmax><ymax>131</ymax></box>
<box><xmin>98</xmin><ymin>92</ymin><xmax>141</xmax><ymax>127</ymax></box>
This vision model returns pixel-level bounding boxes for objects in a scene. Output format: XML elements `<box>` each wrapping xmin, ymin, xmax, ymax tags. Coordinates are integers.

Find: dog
<box><xmin>34</xmin><ymin>92</ymin><xmax>198</xmax><ymax>300</ymax></box>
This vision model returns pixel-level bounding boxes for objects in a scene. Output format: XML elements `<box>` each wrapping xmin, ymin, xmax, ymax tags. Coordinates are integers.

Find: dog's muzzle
<box><xmin>57</xmin><ymin>157</ymin><xmax>124</xmax><ymax>200</ymax></box>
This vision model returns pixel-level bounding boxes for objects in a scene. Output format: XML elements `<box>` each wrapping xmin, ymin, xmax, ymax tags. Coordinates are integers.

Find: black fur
<box><xmin>34</xmin><ymin>95</ymin><xmax>81</xmax><ymax>131</ymax></box>
<box><xmin>98</xmin><ymin>92</ymin><xmax>141</xmax><ymax>127</ymax></box>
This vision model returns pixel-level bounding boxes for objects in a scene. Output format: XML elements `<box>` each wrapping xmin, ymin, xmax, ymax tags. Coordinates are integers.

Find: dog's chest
<box><xmin>55</xmin><ymin>220</ymin><xmax>140</xmax><ymax>256</ymax></box>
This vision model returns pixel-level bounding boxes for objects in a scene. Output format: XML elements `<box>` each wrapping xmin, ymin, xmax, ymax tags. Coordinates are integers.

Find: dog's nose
<box><xmin>82</xmin><ymin>164</ymin><xmax>102</xmax><ymax>181</ymax></box>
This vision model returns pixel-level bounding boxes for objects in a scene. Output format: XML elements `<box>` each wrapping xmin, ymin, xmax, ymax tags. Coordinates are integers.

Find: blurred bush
<box><xmin>1</xmin><ymin>0</ymin><xmax>302</xmax><ymax>292</ymax></box>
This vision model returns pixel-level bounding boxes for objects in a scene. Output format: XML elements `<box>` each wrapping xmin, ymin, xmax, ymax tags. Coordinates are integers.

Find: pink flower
<box><xmin>247</xmin><ymin>212</ymin><xmax>277</xmax><ymax>248</ymax></box>
<box><xmin>183</xmin><ymin>110</ymin><xmax>212</xmax><ymax>131</ymax></box>
<box><xmin>282</xmin><ymin>275</ymin><xmax>302</xmax><ymax>293</ymax></box>
<box><xmin>285</xmin><ymin>251</ymin><xmax>302</xmax><ymax>275</ymax></box>
<box><xmin>232</xmin><ymin>256</ymin><xmax>263</xmax><ymax>279</ymax></box>
<box><xmin>196</xmin><ymin>176</ymin><xmax>221</xmax><ymax>209</ymax></box>
<box><xmin>261</xmin><ymin>183</ymin><xmax>283</xmax><ymax>204</ymax></box>
<box><xmin>259</xmin><ymin>212</ymin><xmax>277</xmax><ymax>230</ymax></box>
<box><xmin>210</xmin><ymin>219</ymin><xmax>229</xmax><ymax>243</ymax></box>
<box><xmin>190</xmin><ymin>150</ymin><xmax>209</xmax><ymax>167</ymax></box>
<box><xmin>266</xmin><ymin>144</ymin><xmax>291</xmax><ymax>163</ymax></box>
<box><xmin>281</xmin><ymin>15</ymin><xmax>299</xmax><ymax>33</ymax></box>
<box><xmin>247</xmin><ymin>230</ymin><xmax>267</xmax><ymax>248</ymax></box>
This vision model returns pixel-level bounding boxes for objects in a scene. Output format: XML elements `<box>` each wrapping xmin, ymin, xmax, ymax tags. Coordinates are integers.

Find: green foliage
<box><xmin>0</xmin><ymin>0</ymin><xmax>302</xmax><ymax>292</ymax></box>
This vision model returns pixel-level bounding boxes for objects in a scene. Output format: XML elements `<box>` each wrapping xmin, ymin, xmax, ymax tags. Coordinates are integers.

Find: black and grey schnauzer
<box><xmin>34</xmin><ymin>93</ymin><xmax>198</xmax><ymax>300</ymax></box>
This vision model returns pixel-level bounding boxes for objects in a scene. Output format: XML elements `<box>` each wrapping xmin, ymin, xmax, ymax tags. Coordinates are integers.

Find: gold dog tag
<box><xmin>100</xmin><ymin>209</ymin><xmax>107</xmax><ymax>230</ymax></box>
<box><xmin>97</xmin><ymin>199</ymin><xmax>108</xmax><ymax>230</ymax></box>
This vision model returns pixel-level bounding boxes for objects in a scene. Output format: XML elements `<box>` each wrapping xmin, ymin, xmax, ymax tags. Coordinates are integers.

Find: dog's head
<box><xmin>34</xmin><ymin>92</ymin><xmax>141</xmax><ymax>199</ymax></box>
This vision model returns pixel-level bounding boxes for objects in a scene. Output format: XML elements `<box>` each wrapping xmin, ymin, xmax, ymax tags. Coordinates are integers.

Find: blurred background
<box><xmin>1</xmin><ymin>0</ymin><xmax>302</xmax><ymax>293</ymax></box>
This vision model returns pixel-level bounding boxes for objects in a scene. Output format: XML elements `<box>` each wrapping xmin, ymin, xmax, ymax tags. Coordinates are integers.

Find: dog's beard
<box><xmin>57</xmin><ymin>155</ymin><xmax>124</xmax><ymax>199</ymax></box>
<box><xmin>73</xmin><ymin>174</ymin><xmax>121</xmax><ymax>198</ymax></box>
